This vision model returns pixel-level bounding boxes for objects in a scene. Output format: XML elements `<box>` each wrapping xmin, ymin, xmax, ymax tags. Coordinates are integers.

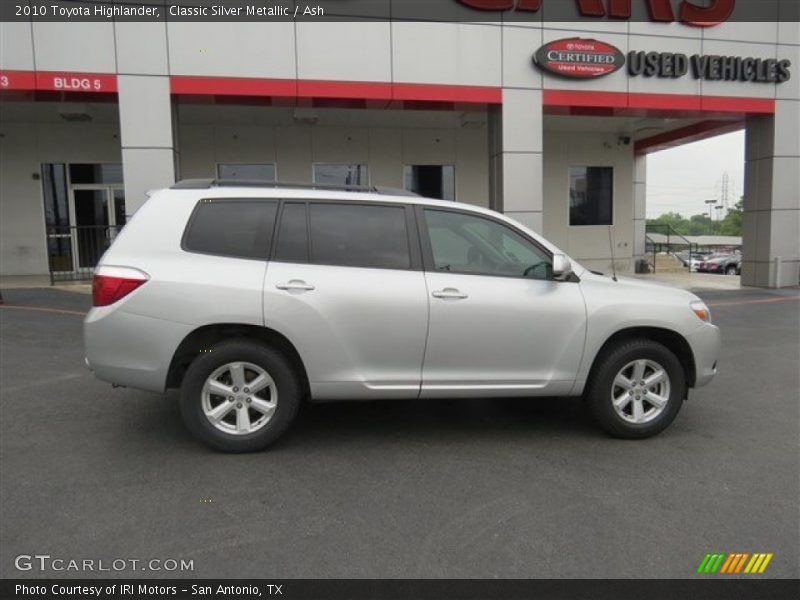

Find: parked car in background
<box><xmin>674</xmin><ymin>251</ymin><xmax>713</xmax><ymax>272</ymax></box>
<box><xmin>84</xmin><ymin>181</ymin><xmax>721</xmax><ymax>452</ymax></box>
<box><xmin>696</xmin><ymin>253</ymin><xmax>741</xmax><ymax>275</ymax></box>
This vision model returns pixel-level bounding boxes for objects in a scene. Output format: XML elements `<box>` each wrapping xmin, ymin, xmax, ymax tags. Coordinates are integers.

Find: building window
<box><xmin>569</xmin><ymin>166</ymin><xmax>613</xmax><ymax>226</ymax></box>
<box><xmin>42</xmin><ymin>164</ymin><xmax>72</xmax><ymax>272</ymax></box>
<box><xmin>217</xmin><ymin>163</ymin><xmax>276</xmax><ymax>181</ymax></box>
<box><xmin>404</xmin><ymin>165</ymin><xmax>455</xmax><ymax>200</ymax></box>
<box><xmin>313</xmin><ymin>164</ymin><xmax>368</xmax><ymax>187</ymax></box>
<box><xmin>68</xmin><ymin>163</ymin><xmax>123</xmax><ymax>185</ymax></box>
<box><xmin>42</xmin><ymin>164</ymin><xmax>70</xmax><ymax>228</ymax></box>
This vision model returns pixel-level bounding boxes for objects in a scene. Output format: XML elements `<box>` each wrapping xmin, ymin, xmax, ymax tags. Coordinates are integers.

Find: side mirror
<box><xmin>552</xmin><ymin>254</ymin><xmax>572</xmax><ymax>281</ymax></box>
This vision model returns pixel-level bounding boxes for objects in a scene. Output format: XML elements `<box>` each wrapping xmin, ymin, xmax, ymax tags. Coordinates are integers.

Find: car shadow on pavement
<box><xmin>145</xmin><ymin>391</ymin><xmax>602</xmax><ymax>453</ymax></box>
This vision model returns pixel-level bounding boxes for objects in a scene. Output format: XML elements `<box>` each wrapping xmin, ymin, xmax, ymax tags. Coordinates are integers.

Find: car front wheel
<box><xmin>585</xmin><ymin>339</ymin><xmax>685</xmax><ymax>439</ymax></box>
<box><xmin>725</xmin><ymin>265</ymin><xmax>738</xmax><ymax>275</ymax></box>
<box><xmin>179</xmin><ymin>339</ymin><xmax>301</xmax><ymax>452</ymax></box>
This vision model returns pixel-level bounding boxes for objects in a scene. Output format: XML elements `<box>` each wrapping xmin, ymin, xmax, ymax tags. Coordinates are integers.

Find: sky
<box><xmin>646</xmin><ymin>130</ymin><xmax>745</xmax><ymax>219</ymax></box>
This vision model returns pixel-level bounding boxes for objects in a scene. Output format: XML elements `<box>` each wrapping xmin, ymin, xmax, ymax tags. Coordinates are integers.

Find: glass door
<box><xmin>69</xmin><ymin>186</ymin><xmax>125</xmax><ymax>273</ymax></box>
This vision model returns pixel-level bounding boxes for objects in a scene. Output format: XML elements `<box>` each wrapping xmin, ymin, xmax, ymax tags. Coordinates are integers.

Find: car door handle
<box><xmin>276</xmin><ymin>280</ymin><xmax>315</xmax><ymax>292</ymax></box>
<box><xmin>432</xmin><ymin>288</ymin><xmax>468</xmax><ymax>300</ymax></box>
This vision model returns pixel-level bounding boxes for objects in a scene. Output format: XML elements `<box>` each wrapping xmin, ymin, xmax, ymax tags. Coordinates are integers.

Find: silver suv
<box><xmin>84</xmin><ymin>181</ymin><xmax>720</xmax><ymax>452</ymax></box>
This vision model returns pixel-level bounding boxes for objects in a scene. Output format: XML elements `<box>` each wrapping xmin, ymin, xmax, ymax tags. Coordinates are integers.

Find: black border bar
<box><xmin>2</xmin><ymin>0</ymin><xmax>799</xmax><ymax>23</ymax></box>
<box><xmin>3</xmin><ymin>579</ymin><xmax>800</xmax><ymax>600</ymax></box>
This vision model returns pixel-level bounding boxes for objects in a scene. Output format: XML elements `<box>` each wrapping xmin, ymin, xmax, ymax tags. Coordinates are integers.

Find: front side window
<box><xmin>217</xmin><ymin>163</ymin><xmax>276</xmax><ymax>181</ymax></box>
<box><xmin>569</xmin><ymin>166</ymin><xmax>613</xmax><ymax>226</ymax></box>
<box><xmin>424</xmin><ymin>209</ymin><xmax>552</xmax><ymax>280</ymax></box>
<box><xmin>313</xmin><ymin>164</ymin><xmax>368</xmax><ymax>187</ymax></box>
<box><xmin>184</xmin><ymin>200</ymin><xmax>278</xmax><ymax>260</ymax></box>
<box><xmin>309</xmin><ymin>203</ymin><xmax>410</xmax><ymax>270</ymax></box>
<box><xmin>404</xmin><ymin>165</ymin><xmax>455</xmax><ymax>200</ymax></box>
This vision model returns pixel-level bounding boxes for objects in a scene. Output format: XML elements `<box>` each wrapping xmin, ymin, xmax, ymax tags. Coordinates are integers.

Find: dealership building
<box><xmin>1</xmin><ymin>3</ymin><xmax>798</xmax><ymax>287</ymax></box>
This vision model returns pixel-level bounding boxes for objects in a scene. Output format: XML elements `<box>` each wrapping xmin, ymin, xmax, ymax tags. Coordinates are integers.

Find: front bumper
<box><xmin>686</xmin><ymin>323</ymin><xmax>722</xmax><ymax>388</ymax></box>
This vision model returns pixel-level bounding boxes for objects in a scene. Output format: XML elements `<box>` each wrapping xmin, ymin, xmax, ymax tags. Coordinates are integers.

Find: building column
<box><xmin>117</xmin><ymin>75</ymin><xmax>177</xmax><ymax>215</ymax></box>
<box><xmin>742</xmin><ymin>99</ymin><xmax>800</xmax><ymax>288</ymax></box>
<box><xmin>633</xmin><ymin>154</ymin><xmax>647</xmax><ymax>270</ymax></box>
<box><xmin>489</xmin><ymin>89</ymin><xmax>544</xmax><ymax>233</ymax></box>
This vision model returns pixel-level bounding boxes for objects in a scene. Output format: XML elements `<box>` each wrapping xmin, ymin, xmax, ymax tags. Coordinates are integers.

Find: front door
<box><xmin>69</xmin><ymin>186</ymin><xmax>125</xmax><ymax>273</ymax></box>
<box><xmin>418</xmin><ymin>207</ymin><xmax>587</xmax><ymax>398</ymax></box>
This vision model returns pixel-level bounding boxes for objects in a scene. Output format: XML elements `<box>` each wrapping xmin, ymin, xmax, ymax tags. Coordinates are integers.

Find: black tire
<box><xmin>585</xmin><ymin>339</ymin><xmax>685</xmax><ymax>439</ymax></box>
<box><xmin>179</xmin><ymin>339</ymin><xmax>301</xmax><ymax>452</ymax></box>
<box><xmin>725</xmin><ymin>265</ymin><xmax>738</xmax><ymax>276</ymax></box>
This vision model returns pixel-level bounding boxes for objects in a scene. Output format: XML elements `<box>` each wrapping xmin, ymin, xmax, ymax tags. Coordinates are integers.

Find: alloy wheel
<box><xmin>201</xmin><ymin>362</ymin><xmax>278</xmax><ymax>435</ymax></box>
<box><xmin>611</xmin><ymin>359</ymin><xmax>671</xmax><ymax>424</ymax></box>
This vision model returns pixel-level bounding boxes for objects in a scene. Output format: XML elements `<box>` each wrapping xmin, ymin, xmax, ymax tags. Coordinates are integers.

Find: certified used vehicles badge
<box><xmin>534</xmin><ymin>37</ymin><xmax>626</xmax><ymax>79</ymax></box>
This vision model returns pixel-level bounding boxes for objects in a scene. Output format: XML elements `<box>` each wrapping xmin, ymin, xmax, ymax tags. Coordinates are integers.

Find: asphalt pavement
<box><xmin>1</xmin><ymin>286</ymin><xmax>798</xmax><ymax>579</ymax></box>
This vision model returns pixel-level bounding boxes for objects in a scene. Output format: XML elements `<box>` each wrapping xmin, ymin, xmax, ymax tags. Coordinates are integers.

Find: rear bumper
<box><xmin>84</xmin><ymin>306</ymin><xmax>192</xmax><ymax>393</ymax></box>
<box><xmin>686</xmin><ymin>323</ymin><xmax>721</xmax><ymax>388</ymax></box>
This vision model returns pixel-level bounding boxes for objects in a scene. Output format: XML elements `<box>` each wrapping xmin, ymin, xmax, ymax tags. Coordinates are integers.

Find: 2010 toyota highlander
<box><xmin>84</xmin><ymin>181</ymin><xmax>720</xmax><ymax>452</ymax></box>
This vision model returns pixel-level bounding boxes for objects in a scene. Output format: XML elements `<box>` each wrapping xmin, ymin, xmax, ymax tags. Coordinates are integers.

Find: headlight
<box><xmin>690</xmin><ymin>300</ymin><xmax>711</xmax><ymax>323</ymax></box>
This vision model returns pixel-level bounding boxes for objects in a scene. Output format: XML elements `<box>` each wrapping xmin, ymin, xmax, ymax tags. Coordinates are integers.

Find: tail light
<box><xmin>92</xmin><ymin>266</ymin><xmax>149</xmax><ymax>307</ymax></box>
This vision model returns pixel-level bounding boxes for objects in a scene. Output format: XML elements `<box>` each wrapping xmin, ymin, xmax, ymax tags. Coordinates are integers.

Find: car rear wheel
<box><xmin>585</xmin><ymin>339</ymin><xmax>685</xmax><ymax>439</ymax></box>
<box><xmin>180</xmin><ymin>339</ymin><xmax>301</xmax><ymax>452</ymax></box>
<box><xmin>725</xmin><ymin>265</ymin><xmax>738</xmax><ymax>275</ymax></box>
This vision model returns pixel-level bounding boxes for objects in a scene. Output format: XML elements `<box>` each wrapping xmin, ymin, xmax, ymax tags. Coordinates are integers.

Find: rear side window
<box><xmin>309</xmin><ymin>203</ymin><xmax>411</xmax><ymax>270</ymax></box>
<box><xmin>184</xmin><ymin>199</ymin><xmax>278</xmax><ymax>260</ymax></box>
<box><xmin>274</xmin><ymin>203</ymin><xmax>309</xmax><ymax>263</ymax></box>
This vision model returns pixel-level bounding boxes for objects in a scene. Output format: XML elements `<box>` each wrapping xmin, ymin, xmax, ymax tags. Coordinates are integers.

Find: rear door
<box><xmin>263</xmin><ymin>200</ymin><xmax>428</xmax><ymax>400</ymax></box>
<box><xmin>417</xmin><ymin>207</ymin><xmax>587</xmax><ymax>398</ymax></box>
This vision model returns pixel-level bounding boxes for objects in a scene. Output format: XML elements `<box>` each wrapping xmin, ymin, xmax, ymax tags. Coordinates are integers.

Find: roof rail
<box><xmin>170</xmin><ymin>179</ymin><xmax>418</xmax><ymax>197</ymax></box>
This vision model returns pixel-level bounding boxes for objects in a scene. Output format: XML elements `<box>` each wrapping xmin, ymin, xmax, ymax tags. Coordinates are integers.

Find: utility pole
<box><xmin>705</xmin><ymin>199</ymin><xmax>718</xmax><ymax>222</ymax></box>
<box><xmin>720</xmin><ymin>172</ymin><xmax>730</xmax><ymax>211</ymax></box>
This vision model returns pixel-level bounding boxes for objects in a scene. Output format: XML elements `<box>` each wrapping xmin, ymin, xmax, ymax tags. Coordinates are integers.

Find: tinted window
<box><xmin>274</xmin><ymin>203</ymin><xmax>309</xmax><ymax>263</ymax></box>
<box><xmin>184</xmin><ymin>200</ymin><xmax>277</xmax><ymax>259</ymax></box>
<box><xmin>309</xmin><ymin>203</ymin><xmax>410</xmax><ymax>270</ymax></box>
<box><xmin>570</xmin><ymin>166</ymin><xmax>613</xmax><ymax>226</ymax></box>
<box><xmin>425</xmin><ymin>210</ymin><xmax>551</xmax><ymax>280</ymax></box>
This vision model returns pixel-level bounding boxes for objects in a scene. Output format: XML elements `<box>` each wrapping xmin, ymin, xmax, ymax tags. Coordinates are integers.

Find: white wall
<box><xmin>543</xmin><ymin>130</ymin><xmax>635</xmax><ymax>274</ymax></box>
<box><xmin>178</xmin><ymin>112</ymin><xmax>490</xmax><ymax>208</ymax></box>
<box><xmin>0</xmin><ymin>113</ymin><xmax>121</xmax><ymax>276</ymax></box>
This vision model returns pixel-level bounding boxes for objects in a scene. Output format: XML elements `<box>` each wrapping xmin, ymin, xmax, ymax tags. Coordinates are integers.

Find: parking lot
<box><xmin>1</xmin><ymin>286</ymin><xmax>798</xmax><ymax>579</ymax></box>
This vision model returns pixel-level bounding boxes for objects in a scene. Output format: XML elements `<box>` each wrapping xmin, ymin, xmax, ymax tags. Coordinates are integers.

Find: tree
<box><xmin>647</xmin><ymin>200</ymin><xmax>743</xmax><ymax>238</ymax></box>
<box><xmin>687</xmin><ymin>214</ymin><xmax>716</xmax><ymax>236</ymax></box>
<box><xmin>648</xmin><ymin>212</ymin><xmax>692</xmax><ymax>235</ymax></box>
<box><xmin>718</xmin><ymin>200</ymin><xmax>743</xmax><ymax>236</ymax></box>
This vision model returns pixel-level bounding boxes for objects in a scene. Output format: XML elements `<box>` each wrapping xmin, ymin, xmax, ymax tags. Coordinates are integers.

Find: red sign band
<box><xmin>0</xmin><ymin>70</ymin><xmax>117</xmax><ymax>93</ymax></box>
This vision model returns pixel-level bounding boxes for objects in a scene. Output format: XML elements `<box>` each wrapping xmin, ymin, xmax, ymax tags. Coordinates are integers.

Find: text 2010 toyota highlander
<box><xmin>84</xmin><ymin>181</ymin><xmax>720</xmax><ymax>452</ymax></box>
